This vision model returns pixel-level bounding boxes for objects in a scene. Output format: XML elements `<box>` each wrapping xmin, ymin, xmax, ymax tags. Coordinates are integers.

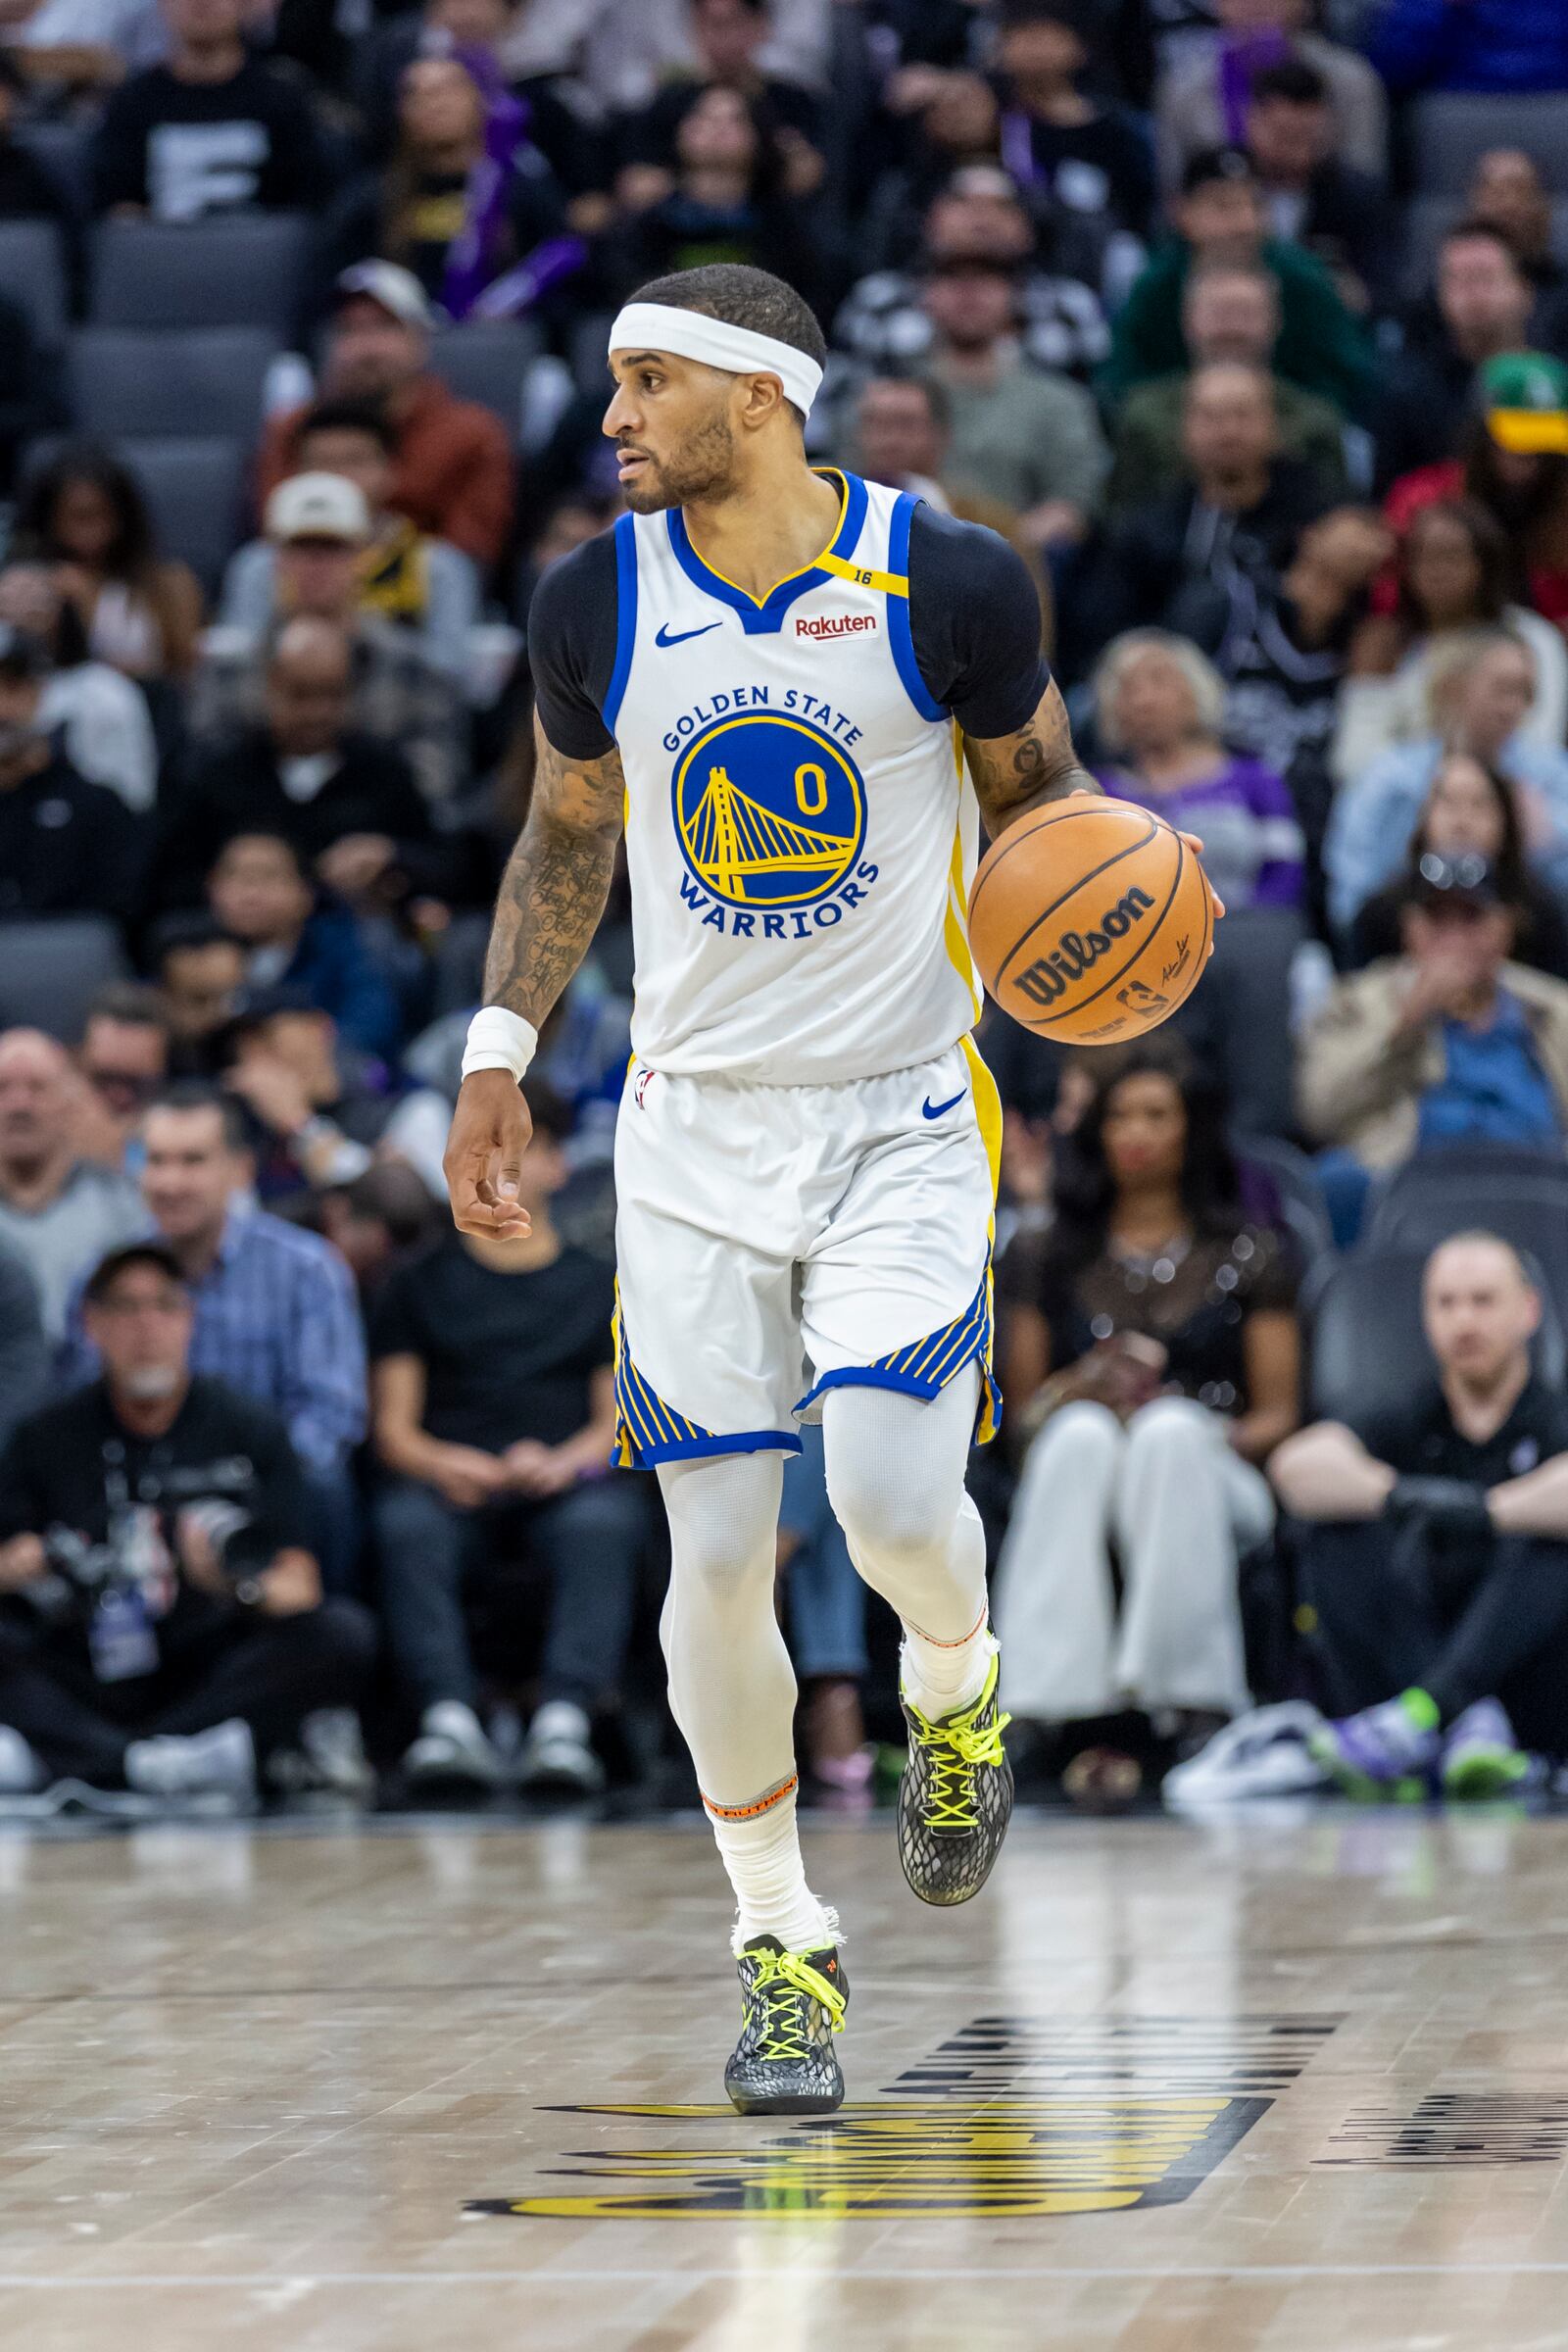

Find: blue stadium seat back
<box><xmin>1364</xmin><ymin>1150</ymin><xmax>1568</xmax><ymax>1335</ymax></box>
<box><xmin>0</xmin><ymin>219</ymin><xmax>69</xmax><ymax>347</ymax></box>
<box><xmin>1411</xmin><ymin>95</ymin><xmax>1568</xmax><ymax>195</ymax></box>
<box><xmin>1234</xmin><ymin>1132</ymin><xmax>1337</xmax><ymax>1268</ymax></box>
<box><xmin>78</xmin><ymin>436</ymin><xmax>245</xmax><ymax>598</ymax></box>
<box><xmin>15</xmin><ymin>123</ymin><xmax>90</xmax><ymax>216</ymax></box>
<box><xmin>1398</xmin><ymin>193</ymin><xmax>1568</xmax><ymax>299</ymax></box>
<box><xmin>1304</xmin><ymin>1246</ymin><xmax>1567</xmax><ymax>1433</ymax></box>
<box><xmin>67</xmin><ymin>326</ymin><xmax>279</xmax><ymax>442</ymax></box>
<box><xmin>89</xmin><ymin>214</ymin><xmax>311</xmax><ymax>334</ymax></box>
<box><xmin>427</xmin><ymin>320</ymin><xmax>544</xmax><ymax>436</ymax></box>
<box><xmin>0</xmin><ymin>917</ymin><xmax>127</xmax><ymax>1041</ymax></box>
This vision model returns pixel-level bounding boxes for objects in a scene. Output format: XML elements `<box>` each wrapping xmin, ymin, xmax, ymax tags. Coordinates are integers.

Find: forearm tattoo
<box><xmin>482</xmin><ymin>724</ymin><xmax>625</xmax><ymax>1024</ymax></box>
<box><xmin>963</xmin><ymin>679</ymin><xmax>1102</xmax><ymax>839</ymax></box>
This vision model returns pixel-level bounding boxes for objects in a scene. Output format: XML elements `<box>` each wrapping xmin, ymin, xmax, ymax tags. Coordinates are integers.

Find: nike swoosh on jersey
<box><xmin>656</xmin><ymin>621</ymin><xmax>721</xmax><ymax>648</ymax></box>
<box><xmin>922</xmin><ymin>1090</ymin><xmax>967</xmax><ymax>1119</ymax></box>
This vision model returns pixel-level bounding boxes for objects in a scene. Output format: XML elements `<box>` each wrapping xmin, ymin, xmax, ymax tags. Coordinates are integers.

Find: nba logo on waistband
<box><xmin>634</xmin><ymin>1067</ymin><xmax>656</xmax><ymax>1108</ymax></box>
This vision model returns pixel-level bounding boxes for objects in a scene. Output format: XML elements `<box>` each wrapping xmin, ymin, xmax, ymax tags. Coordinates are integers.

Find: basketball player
<box><xmin>446</xmin><ymin>263</ymin><xmax>1117</xmax><ymax>2113</ymax></box>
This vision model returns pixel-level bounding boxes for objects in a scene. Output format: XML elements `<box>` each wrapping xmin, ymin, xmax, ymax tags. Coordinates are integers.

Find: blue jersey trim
<box><xmin>613</xmin><ymin>1310</ymin><xmax>803</xmax><ymax>1469</ymax></box>
<box><xmin>612</xmin><ymin>1427</ymin><xmax>805</xmax><ymax>1470</ymax></box>
<box><xmin>603</xmin><ymin>512</ymin><xmax>639</xmax><ymax>732</ymax></box>
<box><xmin>886</xmin><ymin>491</ymin><xmax>947</xmax><ymax>721</ymax></box>
<box><xmin>663</xmin><ymin>469</ymin><xmax>870</xmax><ymax>636</ymax></box>
<box><xmin>793</xmin><ymin>1267</ymin><xmax>1002</xmax><ymax>1445</ymax></box>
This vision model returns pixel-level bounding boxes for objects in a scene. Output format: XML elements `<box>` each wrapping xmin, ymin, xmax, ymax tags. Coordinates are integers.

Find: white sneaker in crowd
<box><xmin>518</xmin><ymin>1699</ymin><xmax>605</xmax><ymax>1795</ymax></box>
<box><xmin>124</xmin><ymin>1718</ymin><xmax>257</xmax><ymax>1802</ymax></box>
<box><xmin>269</xmin><ymin>1707</ymin><xmax>375</xmax><ymax>1798</ymax></box>
<box><xmin>402</xmin><ymin>1700</ymin><xmax>506</xmax><ymax>1790</ymax></box>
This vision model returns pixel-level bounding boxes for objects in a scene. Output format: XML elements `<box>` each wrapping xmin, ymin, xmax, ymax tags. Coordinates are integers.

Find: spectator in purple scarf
<box><xmin>1094</xmin><ymin>628</ymin><xmax>1307</xmax><ymax>1138</ymax></box>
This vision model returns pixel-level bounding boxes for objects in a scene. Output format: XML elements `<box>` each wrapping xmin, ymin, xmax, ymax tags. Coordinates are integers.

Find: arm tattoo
<box><xmin>963</xmin><ymin>679</ymin><xmax>1102</xmax><ymax>840</ymax></box>
<box><xmin>481</xmin><ymin>719</ymin><xmax>625</xmax><ymax>1025</ymax></box>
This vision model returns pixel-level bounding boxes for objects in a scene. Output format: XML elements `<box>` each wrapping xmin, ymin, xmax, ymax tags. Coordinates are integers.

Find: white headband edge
<box><xmin>608</xmin><ymin>301</ymin><xmax>823</xmax><ymax>418</ymax></box>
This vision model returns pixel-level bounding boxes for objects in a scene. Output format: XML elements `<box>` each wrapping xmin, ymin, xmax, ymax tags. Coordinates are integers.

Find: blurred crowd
<box><xmin>5</xmin><ymin>0</ymin><xmax>1568</xmax><ymax>1812</ymax></box>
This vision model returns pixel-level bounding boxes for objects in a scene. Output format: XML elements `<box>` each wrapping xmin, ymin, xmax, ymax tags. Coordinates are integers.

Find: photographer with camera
<box><xmin>0</xmin><ymin>1243</ymin><xmax>373</xmax><ymax>1802</ymax></box>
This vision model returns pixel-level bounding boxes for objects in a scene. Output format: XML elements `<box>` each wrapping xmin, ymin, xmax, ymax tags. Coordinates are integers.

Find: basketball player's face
<box><xmin>604</xmin><ymin>353</ymin><xmax>739</xmax><ymax>512</ymax></box>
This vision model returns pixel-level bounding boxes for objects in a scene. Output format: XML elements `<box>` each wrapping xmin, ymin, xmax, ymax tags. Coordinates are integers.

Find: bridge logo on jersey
<box><xmin>672</xmin><ymin>711</ymin><xmax>872</xmax><ymax>925</ymax></box>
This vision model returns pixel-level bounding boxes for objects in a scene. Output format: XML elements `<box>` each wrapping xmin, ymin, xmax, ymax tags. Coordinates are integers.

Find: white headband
<box><xmin>609</xmin><ymin>301</ymin><xmax>823</xmax><ymax>418</ymax></box>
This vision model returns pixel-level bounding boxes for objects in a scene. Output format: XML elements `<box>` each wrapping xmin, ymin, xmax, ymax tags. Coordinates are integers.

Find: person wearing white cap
<box><xmin>255</xmin><ymin>262</ymin><xmax>515</xmax><ymax>570</ymax></box>
<box><xmin>189</xmin><ymin>470</ymin><xmax>465</xmax><ymax>804</ymax></box>
<box><xmin>443</xmin><ymin>260</ymin><xmax>1107</xmax><ymax>2114</ymax></box>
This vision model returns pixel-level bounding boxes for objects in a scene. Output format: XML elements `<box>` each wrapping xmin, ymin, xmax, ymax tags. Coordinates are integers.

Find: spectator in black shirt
<box><xmin>1243</xmin><ymin>58</ymin><xmax>1391</xmax><ymax>313</ymax></box>
<box><xmin>0</xmin><ymin>1242</ymin><xmax>373</xmax><ymax>1800</ymax></box>
<box><xmin>0</xmin><ymin>1237</ymin><xmax>46</xmax><ymax>1448</ymax></box>
<box><xmin>369</xmin><ymin>1081</ymin><xmax>645</xmax><ymax>1796</ymax></box>
<box><xmin>92</xmin><ymin>0</ymin><xmax>324</xmax><ymax>221</ymax></box>
<box><xmin>1274</xmin><ymin>1234</ymin><xmax>1568</xmax><ymax>1792</ymax></box>
<box><xmin>613</xmin><ymin>0</ymin><xmax>826</xmax><ymax>200</ymax></box>
<box><xmin>157</xmin><ymin>615</ymin><xmax>467</xmax><ymax>916</ymax></box>
<box><xmin>0</xmin><ymin>625</ymin><xmax>144</xmax><ymax>927</ymax></box>
<box><xmin>1375</xmin><ymin>223</ymin><xmax>1537</xmax><ymax>493</ymax></box>
<box><xmin>992</xmin><ymin>0</ymin><xmax>1156</xmax><ymax>244</ymax></box>
<box><xmin>1071</xmin><ymin>359</ymin><xmax>1334</xmax><ymax>669</ymax></box>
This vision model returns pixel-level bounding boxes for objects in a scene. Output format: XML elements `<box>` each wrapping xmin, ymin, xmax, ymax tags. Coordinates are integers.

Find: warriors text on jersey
<box><xmin>528</xmin><ymin>469</ymin><xmax>1051</xmax><ymax>1086</ymax></box>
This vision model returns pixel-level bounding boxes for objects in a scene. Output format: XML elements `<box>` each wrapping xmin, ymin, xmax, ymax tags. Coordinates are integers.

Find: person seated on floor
<box><xmin>204</xmin><ymin>832</ymin><xmax>402</xmax><ymax>1066</ymax></box>
<box><xmin>368</xmin><ymin>1081</ymin><xmax>644</xmax><ymax>1795</ymax></box>
<box><xmin>1091</xmin><ymin>626</ymin><xmax>1305</xmax><ymax>1141</ymax></box>
<box><xmin>1347</xmin><ymin>753</ymin><xmax>1568</xmax><ymax>983</ymax></box>
<box><xmin>1299</xmin><ymin>857</ymin><xmax>1568</xmax><ymax>1248</ymax></box>
<box><xmin>0</xmin><ymin>1242</ymin><xmax>373</xmax><ymax>1804</ymax></box>
<box><xmin>993</xmin><ymin>1037</ymin><xmax>1300</xmax><ymax>1803</ymax></box>
<box><xmin>219</xmin><ymin>986</ymin><xmax>451</xmax><ymax>1203</ymax></box>
<box><xmin>1272</xmin><ymin>1234</ymin><xmax>1568</xmax><ymax>1797</ymax></box>
<box><xmin>219</xmin><ymin>404</ymin><xmax>479</xmax><ymax>685</ymax></box>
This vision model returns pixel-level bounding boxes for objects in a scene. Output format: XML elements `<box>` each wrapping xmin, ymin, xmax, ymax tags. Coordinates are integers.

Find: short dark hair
<box><xmin>627</xmin><ymin>264</ymin><xmax>826</xmax><ymax>422</ymax></box>
<box><xmin>83</xmin><ymin>1242</ymin><xmax>187</xmax><ymax>1306</ymax></box>
<box><xmin>520</xmin><ymin>1075</ymin><xmax>574</xmax><ymax>1144</ymax></box>
<box><xmin>144</xmin><ymin>1079</ymin><xmax>249</xmax><ymax>1152</ymax></box>
<box><xmin>297</xmin><ymin>398</ymin><xmax>397</xmax><ymax>456</ymax></box>
<box><xmin>865</xmin><ymin>370</ymin><xmax>951</xmax><ymax>434</ymax></box>
<box><xmin>208</xmin><ymin>829</ymin><xmax>308</xmax><ymax>879</ymax></box>
<box><xmin>1250</xmin><ymin>58</ymin><xmax>1329</xmax><ymax>107</ymax></box>
<box><xmin>1443</xmin><ymin>216</ymin><xmax>1524</xmax><ymax>268</ymax></box>
<box><xmin>149</xmin><ymin>910</ymin><xmax>241</xmax><ymax>968</ymax></box>
<box><xmin>85</xmin><ymin>981</ymin><xmax>171</xmax><ymax>1036</ymax></box>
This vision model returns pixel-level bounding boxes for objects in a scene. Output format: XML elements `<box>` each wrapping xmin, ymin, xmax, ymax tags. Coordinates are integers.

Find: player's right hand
<box><xmin>444</xmin><ymin>1070</ymin><xmax>534</xmax><ymax>1239</ymax></box>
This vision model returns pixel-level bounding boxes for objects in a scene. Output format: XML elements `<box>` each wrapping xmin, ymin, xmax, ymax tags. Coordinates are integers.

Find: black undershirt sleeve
<box><xmin>906</xmin><ymin>503</ymin><xmax>1052</xmax><ymax>740</ymax></box>
<box><xmin>525</xmin><ymin>529</ymin><xmax>620</xmax><ymax>760</ymax></box>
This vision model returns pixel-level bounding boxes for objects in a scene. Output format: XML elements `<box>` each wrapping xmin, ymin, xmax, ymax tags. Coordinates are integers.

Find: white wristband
<box><xmin>461</xmin><ymin>1006</ymin><xmax>538</xmax><ymax>1083</ymax></box>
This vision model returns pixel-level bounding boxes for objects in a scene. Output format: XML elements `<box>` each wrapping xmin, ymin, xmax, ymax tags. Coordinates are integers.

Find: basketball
<box><xmin>967</xmin><ymin>797</ymin><xmax>1213</xmax><ymax>1046</ymax></box>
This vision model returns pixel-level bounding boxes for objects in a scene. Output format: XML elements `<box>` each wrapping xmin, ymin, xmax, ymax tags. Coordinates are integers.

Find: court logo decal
<box><xmin>469</xmin><ymin>2014</ymin><xmax>1340</xmax><ymax>2222</ymax></box>
<box><xmin>670</xmin><ymin>710</ymin><xmax>873</xmax><ymax>927</ymax></box>
<box><xmin>1317</xmin><ymin>2092</ymin><xmax>1568</xmax><ymax>2168</ymax></box>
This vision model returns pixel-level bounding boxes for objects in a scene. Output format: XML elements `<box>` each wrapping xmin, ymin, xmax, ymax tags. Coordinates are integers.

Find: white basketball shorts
<box><xmin>612</xmin><ymin>1036</ymin><xmax>1002</xmax><ymax>1468</ymax></box>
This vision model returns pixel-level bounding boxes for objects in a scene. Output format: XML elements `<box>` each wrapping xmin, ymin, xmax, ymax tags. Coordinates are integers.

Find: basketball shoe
<box><xmin>898</xmin><ymin>1649</ymin><xmax>1013</xmax><ymax>1905</ymax></box>
<box><xmin>724</xmin><ymin>1934</ymin><xmax>848</xmax><ymax>2115</ymax></box>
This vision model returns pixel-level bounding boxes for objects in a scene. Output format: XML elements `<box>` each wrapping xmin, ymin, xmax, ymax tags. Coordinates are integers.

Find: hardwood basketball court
<box><xmin>2</xmin><ymin>1801</ymin><xmax>1565</xmax><ymax>2350</ymax></box>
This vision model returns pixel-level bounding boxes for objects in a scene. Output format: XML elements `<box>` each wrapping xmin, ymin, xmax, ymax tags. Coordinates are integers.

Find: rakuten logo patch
<box><xmin>796</xmin><ymin>612</ymin><xmax>877</xmax><ymax>640</ymax></box>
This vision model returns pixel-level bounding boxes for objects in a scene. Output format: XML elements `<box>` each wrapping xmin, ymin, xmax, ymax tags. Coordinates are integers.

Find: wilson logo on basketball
<box><xmin>795</xmin><ymin>613</ymin><xmax>876</xmax><ymax>640</ymax></box>
<box><xmin>1013</xmin><ymin>887</ymin><xmax>1156</xmax><ymax>1008</ymax></box>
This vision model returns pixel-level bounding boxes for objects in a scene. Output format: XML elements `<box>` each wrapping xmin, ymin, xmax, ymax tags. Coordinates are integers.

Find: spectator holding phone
<box><xmin>993</xmin><ymin>1039</ymin><xmax>1300</xmax><ymax>1793</ymax></box>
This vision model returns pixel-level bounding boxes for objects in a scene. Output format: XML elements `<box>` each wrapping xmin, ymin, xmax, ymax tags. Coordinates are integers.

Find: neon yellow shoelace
<box><xmin>907</xmin><ymin>1692</ymin><xmax>1012</xmax><ymax>1833</ymax></box>
<box><xmin>746</xmin><ymin>1948</ymin><xmax>848</xmax><ymax>2061</ymax></box>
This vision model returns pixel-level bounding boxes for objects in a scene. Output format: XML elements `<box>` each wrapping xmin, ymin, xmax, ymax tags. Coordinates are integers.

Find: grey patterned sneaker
<box><xmin>898</xmin><ymin>1649</ymin><xmax>1013</xmax><ymax>1906</ymax></box>
<box><xmin>723</xmin><ymin>1936</ymin><xmax>848</xmax><ymax>2116</ymax></box>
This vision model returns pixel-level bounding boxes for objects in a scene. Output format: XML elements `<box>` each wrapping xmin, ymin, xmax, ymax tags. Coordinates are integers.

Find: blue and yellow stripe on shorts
<box><xmin>612</xmin><ymin>1293</ymin><xmax>803</xmax><ymax>1471</ymax></box>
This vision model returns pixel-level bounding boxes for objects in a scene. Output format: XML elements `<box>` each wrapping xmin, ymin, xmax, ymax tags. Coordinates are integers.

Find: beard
<box><xmin>618</xmin><ymin>408</ymin><xmax>738</xmax><ymax>512</ymax></box>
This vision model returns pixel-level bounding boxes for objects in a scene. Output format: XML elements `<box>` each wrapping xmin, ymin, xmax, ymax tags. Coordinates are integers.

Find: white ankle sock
<box><xmin>708</xmin><ymin>1783</ymin><xmax>833</xmax><ymax>1951</ymax></box>
<box><xmin>901</xmin><ymin>1612</ymin><xmax>997</xmax><ymax>1722</ymax></box>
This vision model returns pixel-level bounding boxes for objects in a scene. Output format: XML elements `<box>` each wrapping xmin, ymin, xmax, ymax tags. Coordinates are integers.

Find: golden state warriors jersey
<box><xmin>605</xmin><ymin>470</ymin><xmax>983</xmax><ymax>1085</ymax></box>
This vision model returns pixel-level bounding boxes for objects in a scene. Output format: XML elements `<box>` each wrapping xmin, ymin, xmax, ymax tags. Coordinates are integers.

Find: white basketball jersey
<box><xmin>606</xmin><ymin>469</ymin><xmax>982</xmax><ymax>1085</ymax></box>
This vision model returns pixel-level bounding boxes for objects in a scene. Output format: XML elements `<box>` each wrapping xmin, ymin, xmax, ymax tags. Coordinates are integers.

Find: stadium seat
<box><xmin>0</xmin><ymin>917</ymin><xmax>126</xmax><ymax>1040</ymax></box>
<box><xmin>0</xmin><ymin>220</ymin><xmax>69</xmax><ymax>347</ymax></box>
<box><xmin>427</xmin><ymin>320</ymin><xmax>545</xmax><ymax>435</ymax></box>
<box><xmin>1304</xmin><ymin>1245</ymin><xmax>1567</xmax><ymax>1432</ymax></box>
<box><xmin>1234</xmin><ymin>1133</ymin><xmax>1336</xmax><ymax>1268</ymax></box>
<box><xmin>1364</xmin><ymin>1147</ymin><xmax>1568</xmax><ymax>1332</ymax></box>
<box><xmin>103</xmin><ymin>438</ymin><xmax>245</xmax><ymax>597</ymax></box>
<box><xmin>1410</xmin><ymin>95</ymin><xmax>1568</xmax><ymax>195</ymax></box>
<box><xmin>67</xmin><ymin>326</ymin><xmax>278</xmax><ymax>443</ymax></box>
<box><xmin>88</xmin><ymin>214</ymin><xmax>311</xmax><ymax>335</ymax></box>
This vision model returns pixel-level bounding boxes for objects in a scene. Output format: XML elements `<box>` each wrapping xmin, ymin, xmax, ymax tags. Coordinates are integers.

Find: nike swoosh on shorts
<box><xmin>922</xmin><ymin>1091</ymin><xmax>967</xmax><ymax>1120</ymax></box>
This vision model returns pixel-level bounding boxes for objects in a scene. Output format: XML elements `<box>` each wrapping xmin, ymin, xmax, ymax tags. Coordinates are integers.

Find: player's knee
<box><xmin>660</xmin><ymin>1452</ymin><xmax>783</xmax><ymax>1600</ymax></box>
<box><xmin>824</xmin><ymin>1444</ymin><xmax>955</xmax><ymax>1571</ymax></box>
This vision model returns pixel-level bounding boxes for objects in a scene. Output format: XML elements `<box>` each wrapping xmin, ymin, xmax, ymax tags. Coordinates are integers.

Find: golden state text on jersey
<box><xmin>605</xmin><ymin>468</ymin><xmax>982</xmax><ymax>1085</ymax></box>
